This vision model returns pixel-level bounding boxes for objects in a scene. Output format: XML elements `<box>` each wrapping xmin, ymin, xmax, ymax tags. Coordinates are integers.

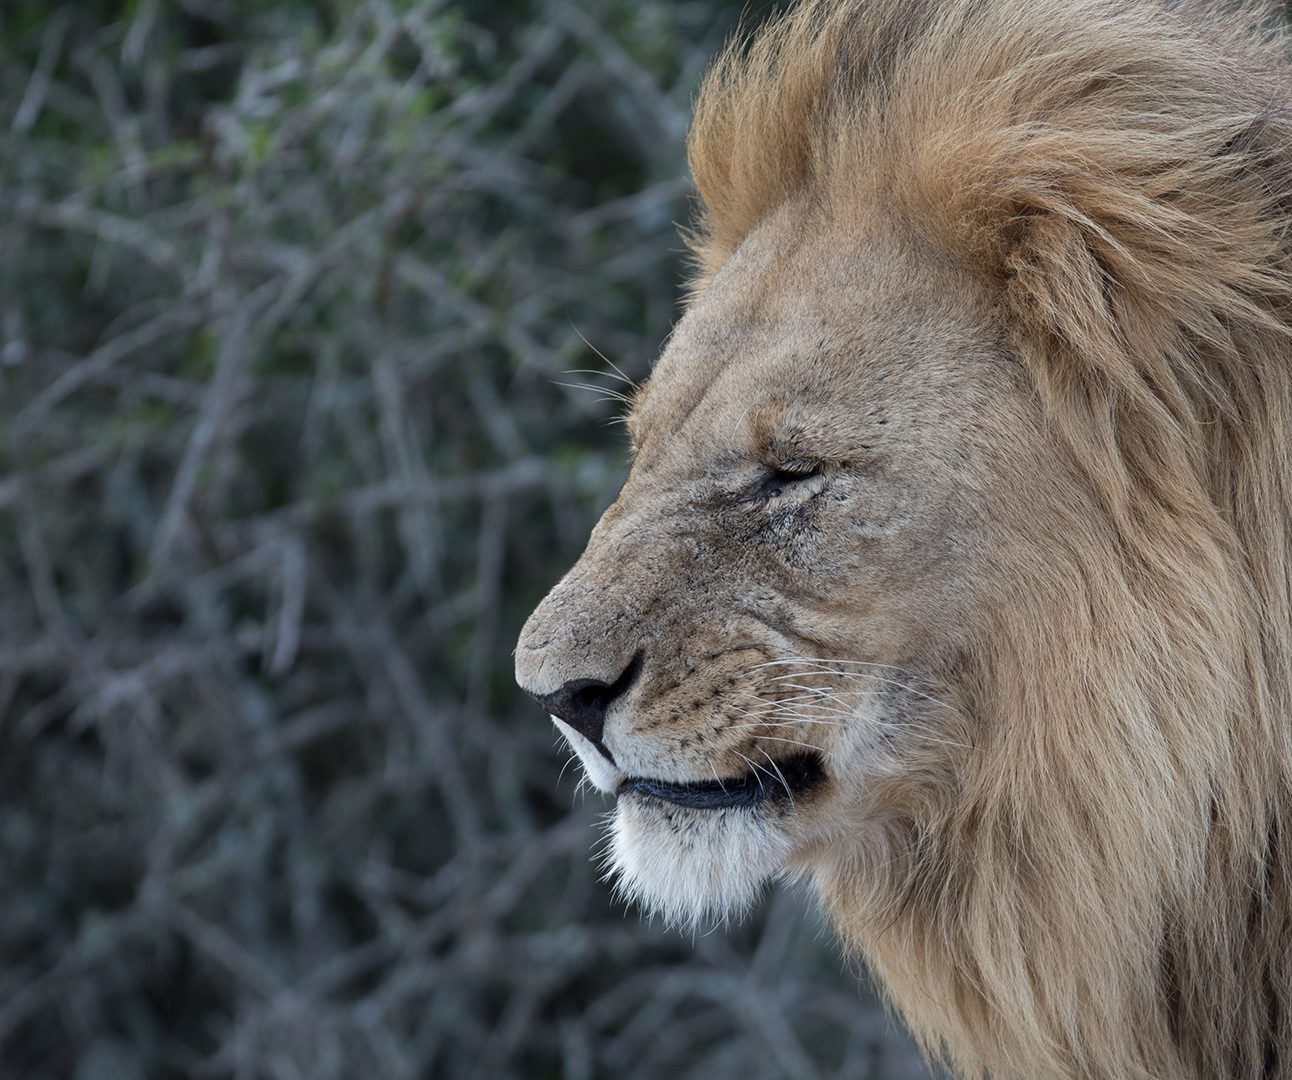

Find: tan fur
<box><xmin>517</xmin><ymin>2</ymin><xmax>1292</xmax><ymax>1076</ymax></box>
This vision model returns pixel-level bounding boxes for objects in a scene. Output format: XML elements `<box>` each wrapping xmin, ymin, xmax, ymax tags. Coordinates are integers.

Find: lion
<box><xmin>514</xmin><ymin>1</ymin><xmax>1292</xmax><ymax>1076</ymax></box>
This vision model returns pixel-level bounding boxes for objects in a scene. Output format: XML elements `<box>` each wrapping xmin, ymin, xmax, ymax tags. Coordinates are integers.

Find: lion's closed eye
<box><xmin>752</xmin><ymin>463</ymin><xmax>823</xmax><ymax>501</ymax></box>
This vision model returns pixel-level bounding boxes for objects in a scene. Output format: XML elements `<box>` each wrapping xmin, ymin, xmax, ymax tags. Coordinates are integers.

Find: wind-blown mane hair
<box><xmin>689</xmin><ymin>2</ymin><xmax>1292</xmax><ymax>1077</ymax></box>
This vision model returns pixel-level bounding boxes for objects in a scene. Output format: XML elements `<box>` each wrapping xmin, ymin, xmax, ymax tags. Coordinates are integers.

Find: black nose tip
<box><xmin>529</xmin><ymin>654</ymin><xmax>642</xmax><ymax>747</ymax></box>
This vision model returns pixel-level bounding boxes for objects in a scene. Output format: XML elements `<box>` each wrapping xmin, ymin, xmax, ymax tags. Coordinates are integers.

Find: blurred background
<box><xmin>0</xmin><ymin>1</ymin><xmax>932</xmax><ymax>1077</ymax></box>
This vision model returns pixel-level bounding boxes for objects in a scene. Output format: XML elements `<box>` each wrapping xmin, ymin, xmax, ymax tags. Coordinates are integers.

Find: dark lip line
<box><xmin>616</xmin><ymin>752</ymin><xmax>823</xmax><ymax>810</ymax></box>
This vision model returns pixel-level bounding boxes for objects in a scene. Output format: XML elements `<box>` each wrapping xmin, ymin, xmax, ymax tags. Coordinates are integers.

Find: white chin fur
<box><xmin>554</xmin><ymin>715</ymin><xmax>801</xmax><ymax>928</ymax></box>
<box><xmin>606</xmin><ymin>795</ymin><xmax>793</xmax><ymax>929</ymax></box>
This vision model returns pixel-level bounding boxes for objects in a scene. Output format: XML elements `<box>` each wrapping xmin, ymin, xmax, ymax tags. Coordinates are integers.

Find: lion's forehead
<box><xmin>631</xmin><ymin>216</ymin><xmax>1004</xmax><ymax>473</ymax></box>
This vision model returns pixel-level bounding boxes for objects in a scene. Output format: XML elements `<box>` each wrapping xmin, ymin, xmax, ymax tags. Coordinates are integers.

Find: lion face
<box><xmin>516</xmin><ymin>204</ymin><xmax>1066</xmax><ymax>924</ymax></box>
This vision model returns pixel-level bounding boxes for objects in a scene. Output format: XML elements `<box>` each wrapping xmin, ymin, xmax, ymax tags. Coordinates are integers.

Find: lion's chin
<box><xmin>606</xmin><ymin>793</ymin><xmax>796</xmax><ymax>928</ymax></box>
<box><xmin>553</xmin><ymin>716</ymin><xmax>829</xmax><ymax>926</ymax></box>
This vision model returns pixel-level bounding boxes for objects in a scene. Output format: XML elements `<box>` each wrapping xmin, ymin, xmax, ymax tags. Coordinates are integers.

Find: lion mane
<box><xmin>687</xmin><ymin>2</ymin><xmax>1292</xmax><ymax>1077</ymax></box>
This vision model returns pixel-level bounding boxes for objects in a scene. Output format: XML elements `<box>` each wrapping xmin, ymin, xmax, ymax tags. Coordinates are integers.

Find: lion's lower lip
<box><xmin>616</xmin><ymin>752</ymin><xmax>824</xmax><ymax>810</ymax></box>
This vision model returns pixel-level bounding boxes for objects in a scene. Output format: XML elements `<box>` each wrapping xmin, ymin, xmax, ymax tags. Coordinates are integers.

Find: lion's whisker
<box><xmin>757</xmin><ymin>747</ymin><xmax>796</xmax><ymax>805</ymax></box>
<box><xmin>757</xmin><ymin>655</ymin><xmax>957</xmax><ymax>709</ymax></box>
<box><xmin>568</xmin><ymin>324</ymin><xmax>640</xmax><ymax>392</ymax></box>
<box><xmin>564</xmin><ymin>367</ymin><xmax>638</xmax><ymax>388</ymax></box>
<box><xmin>823</xmin><ymin>673</ymin><xmax>956</xmax><ymax>711</ymax></box>
<box><xmin>728</xmin><ymin>702</ymin><xmax>852</xmax><ymax>721</ymax></box>
<box><xmin>557</xmin><ymin>749</ymin><xmax>580</xmax><ymax>788</ymax></box>
<box><xmin>740</xmin><ymin>691</ymin><xmax>860</xmax><ymax>711</ymax></box>
<box><xmin>552</xmin><ymin>380</ymin><xmax>635</xmax><ymax>405</ymax></box>
<box><xmin>866</xmin><ymin>717</ymin><xmax>978</xmax><ymax>752</ymax></box>
<box><xmin>766</xmin><ymin>667</ymin><xmax>956</xmax><ymax>711</ymax></box>
<box><xmin>756</xmin><ymin>656</ymin><xmax>904</xmax><ymax>668</ymax></box>
<box><xmin>753</xmin><ymin>734</ymin><xmax>828</xmax><ymax>757</ymax></box>
<box><xmin>732</xmin><ymin>748</ymin><xmax>774</xmax><ymax>794</ymax></box>
<box><xmin>763</xmin><ymin>679</ymin><xmax>857</xmax><ymax>707</ymax></box>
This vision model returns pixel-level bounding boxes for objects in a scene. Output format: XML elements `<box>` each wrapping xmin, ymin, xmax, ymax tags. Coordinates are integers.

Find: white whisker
<box><xmin>753</xmin><ymin>734</ymin><xmax>828</xmax><ymax>756</ymax></box>
<box><xmin>767</xmin><ymin>667</ymin><xmax>955</xmax><ymax>711</ymax></box>
<box><xmin>731</xmin><ymin>717</ymin><xmax>847</xmax><ymax>729</ymax></box>
<box><xmin>557</xmin><ymin>749</ymin><xmax>579</xmax><ymax>788</ymax></box>
<box><xmin>738</xmin><ymin>691</ymin><xmax>859</xmax><ymax>712</ymax></box>
<box><xmin>732</xmin><ymin>749</ymin><xmax>771</xmax><ymax>793</ymax></box>
<box><xmin>754</xmin><ymin>657</ymin><xmax>920</xmax><ymax>673</ymax></box>
<box><xmin>552</xmin><ymin>380</ymin><xmax>634</xmax><ymax>404</ymax></box>
<box><xmin>727</xmin><ymin>703</ymin><xmax>852</xmax><ymax>724</ymax></box>
<box><xmin>757</xmin><ymin>747</ymin><xmax>795</xmax><ymax>805</ymax></box>
<box><xmin>568</xmin><ymin>324</ymin><xmax>640</xmax><ymax>391</ymax></box>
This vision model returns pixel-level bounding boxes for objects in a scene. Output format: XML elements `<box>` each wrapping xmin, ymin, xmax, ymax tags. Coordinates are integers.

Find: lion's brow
<box><xmin>628</xmin><ymin>375</ymin><xmax>746</xmax><ymax>462</ymax></box>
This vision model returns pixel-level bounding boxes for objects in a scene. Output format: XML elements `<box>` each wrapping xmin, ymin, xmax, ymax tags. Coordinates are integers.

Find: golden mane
<box><xmin>689</xmin><ymin>2</ymin><xmax>1292</xmax><ymax>1076</ymax></box>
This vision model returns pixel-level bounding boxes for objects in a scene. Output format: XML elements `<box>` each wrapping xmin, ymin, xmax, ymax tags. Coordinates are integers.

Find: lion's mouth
<box><xmin>616</xmin><ymin>752</ymin><xmax>824</xmax><ymax>810</ymax></box>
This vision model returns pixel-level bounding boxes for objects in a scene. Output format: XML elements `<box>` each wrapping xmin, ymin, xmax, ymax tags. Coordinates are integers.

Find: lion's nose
<box><xmin>525</xmin><ymin>653</ymin><xmax>642</xmax><ymax>746</ymax></box>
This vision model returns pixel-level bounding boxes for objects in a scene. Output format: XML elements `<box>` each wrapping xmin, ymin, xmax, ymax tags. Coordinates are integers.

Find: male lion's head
<box><xmin>516</xmin><ymin>201</ymin><xmax>1045</xmax><ymax>923</ymax></box>
<box><xmin>517</xmin><ymin>2</ymin><xmax>1292</xmax><ymax>1077</ymax></box>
